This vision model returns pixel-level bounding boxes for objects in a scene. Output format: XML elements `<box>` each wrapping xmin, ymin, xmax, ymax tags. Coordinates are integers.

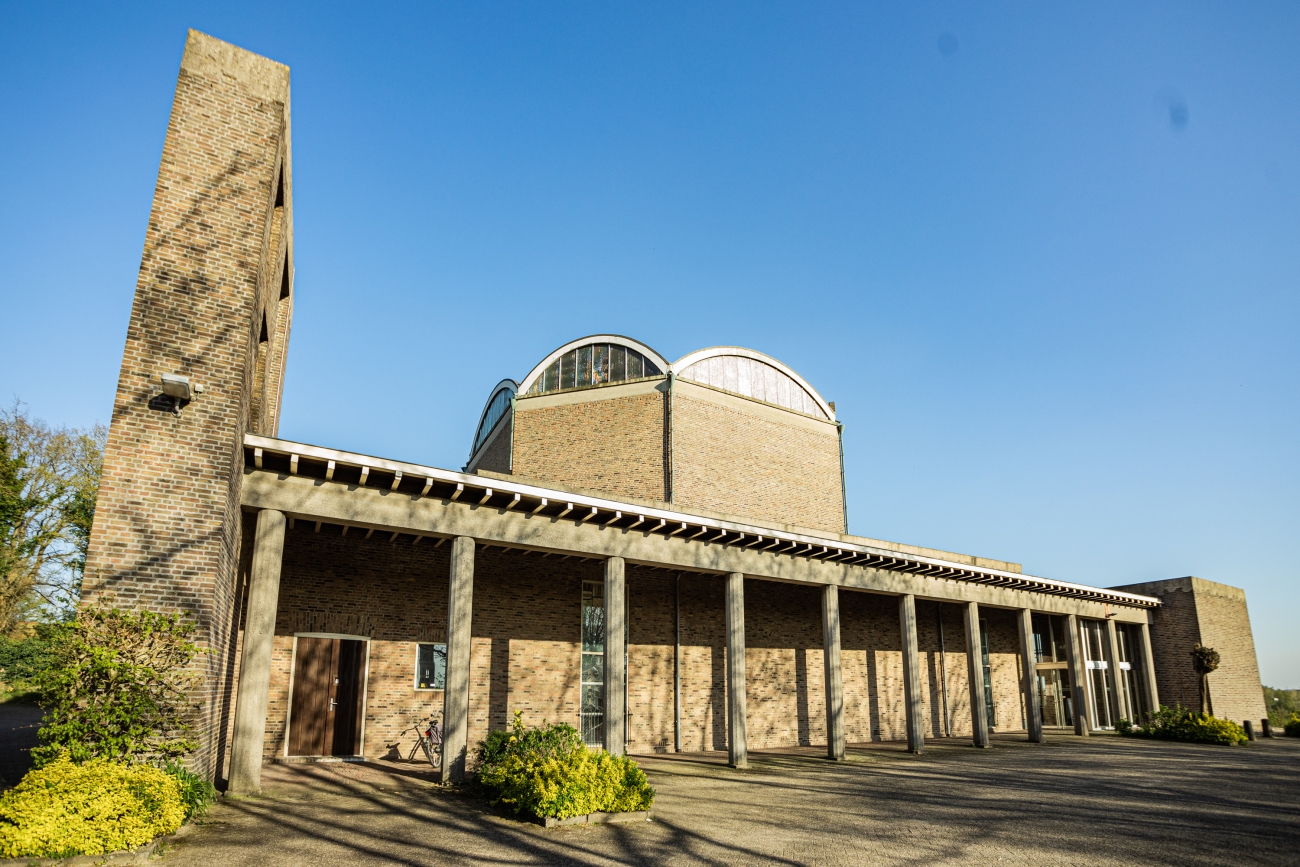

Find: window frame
<box><xmin>413</xmin><ymin>641</ymin><xmax>448</xmax><ymax>692</ymax></box>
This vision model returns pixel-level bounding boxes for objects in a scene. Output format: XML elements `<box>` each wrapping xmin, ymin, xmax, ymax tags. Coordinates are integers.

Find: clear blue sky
<box><xmin>1</xmin><ymin>3</ymin><xmax>1296</xmax><ymax>685</ymax></box>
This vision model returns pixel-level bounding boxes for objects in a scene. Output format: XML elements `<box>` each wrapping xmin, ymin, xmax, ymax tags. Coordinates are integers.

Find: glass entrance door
<box><xmin>1080</xmin><ymin>620</ymin><xmax>1117</xmax><ymax>730</ymax></box>
<box><xmin>1031</xmin><ymin>614</ymin><xmax>1073</xmax><ymax>729</ymax></box>
<box><xmin>1114</xmin><ymin>624</ymin><xmax>1146</xmax><ymax>723</ymax></box>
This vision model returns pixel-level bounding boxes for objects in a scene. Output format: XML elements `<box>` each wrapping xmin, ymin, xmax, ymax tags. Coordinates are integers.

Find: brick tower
<box><xmin>1110</xmin><ymin>576</ymin><xmax>1268</xmax><ymax>726</ymax></box>
<box><xmin>82</xmin><ymin>31</ymin><xmax>294</xmax><ymax>777</ymax></box>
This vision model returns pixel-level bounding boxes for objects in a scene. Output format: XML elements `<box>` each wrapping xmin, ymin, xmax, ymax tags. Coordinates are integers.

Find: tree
<box><xmin>1192</xmin><ymin>644</ymin><xmax>1220</xmax><ymax>715</ymax></box>
<box><xmin>0</xmin><ymin>403</ymin><xmax>105</xmax><ymax>631</ymax></box>
<box><xmin>1263</xmin><ymin>686</ymin><xmax>1300</xmax><ymax>726</ymax></box>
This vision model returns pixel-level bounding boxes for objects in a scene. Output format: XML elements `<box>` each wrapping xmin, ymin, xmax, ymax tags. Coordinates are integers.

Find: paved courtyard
<box><xmin>161</xmin><ymin>734</ymin><xmax>1300</xmax><ymax>867</ymax></box>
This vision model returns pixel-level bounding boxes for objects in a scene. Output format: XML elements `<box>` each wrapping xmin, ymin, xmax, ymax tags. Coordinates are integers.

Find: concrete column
<box><xmin>964</xmin><ymin>602</ymin><xmax>990</xmax><ymax>748</ymax></box>
<box><xmin>228</xmin><ymin>509</ymin><xmax>286</xmax><ymax>796</ymax></box>
<box><xmin>1105</xmin><ymin>618</ymin><xmax>1127</xmax><ymax>722</ymax></box>
<box><xmin>1138</xmin><ymin>620</ymin><xmax>1161</xmax><ymax>719</ymax></box>
<box><xmin>1017</xmin><ymin>609</ymin><xmax>1044</xmax><ymax>744</ymax></box>
<box><xmin>604</xmin><ymin>557</ymin><xmax>626</xmax><ymax>756</ymax></box>
<box><xmin>1064</xmin><ymin>614</ymin><xmax>1090</xmax><ymax>736</ymax></box>
<box><xmin>822</xmin><ymin>584</ymin><xmax>846</xmax><ymax>761</ymax></box>
<box><xmin>899</xmin><ymin>594</ymin><xmax>925</xmax><ymax>754</ymax></box>
<box><xmin>441</xmin><ymin>536</ymin><xmax>475</xmax><ymax>782</ymax></box>
<box><xmin>725</xmin><ymin>572</ymin><xmax>748</xmax><ymax>769</ymax></box>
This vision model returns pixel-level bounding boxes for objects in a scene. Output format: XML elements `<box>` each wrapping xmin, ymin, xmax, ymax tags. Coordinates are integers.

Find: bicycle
<box><xmin>401</xmin><ymin>713</ymin><xmax>443</xmax><ymax>767</ymax></box>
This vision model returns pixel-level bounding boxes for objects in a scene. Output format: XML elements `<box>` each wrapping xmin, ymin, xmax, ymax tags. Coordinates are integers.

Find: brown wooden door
<box><xmin>289</xmin><ymin>637</ymin><xmax>340</xmax><ymax>756</ymax></box>
<box><xmin>288</xmin><ymin>637</ymin><xmax>368</xmax><ymax>756</ymax></box>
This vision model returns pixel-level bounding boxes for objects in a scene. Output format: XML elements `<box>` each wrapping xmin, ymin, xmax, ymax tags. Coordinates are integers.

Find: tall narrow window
<box><xmin>980</xmin><ymin>620</ymin><xmax>996</xmax><ymax>728</ymax></box>
<box><xmin>580</xmin><ymin>580</ymin><xmax>605</xmax><ymax>748</ymax></box>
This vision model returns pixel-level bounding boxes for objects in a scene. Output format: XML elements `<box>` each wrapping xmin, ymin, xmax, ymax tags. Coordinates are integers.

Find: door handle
<box><xmin>329</xmin><ymin>698</ymin><xmax>337</xmax><ymax>712</ymax></box>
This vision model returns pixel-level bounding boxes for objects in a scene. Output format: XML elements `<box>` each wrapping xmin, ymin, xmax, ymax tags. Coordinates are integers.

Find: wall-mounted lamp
<box><xmin>160</xmin><ymin>374</ymin><xmax>203</xmax><ymax>416</ymax></box>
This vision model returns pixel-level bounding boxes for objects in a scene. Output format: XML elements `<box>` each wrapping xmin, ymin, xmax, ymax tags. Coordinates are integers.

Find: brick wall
<box><xmin>1117</xmin><ymin>579</ymin><xmax>1202</xmax><ymax>712</ymax></box>
<box><xmin>1111</xmin><ymin>576</ymin><xmax>1267</xmax><ymax>725</ymax></box>
<box><xmin>673</xmin><ymin>387</ymin><xmax>844</xmax><ymax>533</ymax></box>
<box><xmin>233</xmin><ymin>530</ymin><xmax>1027</xmax><ymax>767</ymax></box>
<box><xmin>513</xmin><ymin>389</ymin><xmax>667</xmax><ymax>502</ymax></box>
<box><xmin>237</xmin><ymin>528</ymin><xmax>604</xmax><ymax>763</ymax></box>
<box><xmin>470</xmin><ymin>415</ymin><xmax>512</xmax><ymax>474</ymax></box>
<box><xmin>497</xmin><ymin>375</ymin><xmax>846</xmax><ymax>534</ymax></box>
<box><xmin>81</xmin><ymin>30</ymin><xmax>293</xmax><ymax>778</ymax></box>
<box><xmin>838</xmin><ymin>593</ymin><xmax>1022</xmax><ymax>742</ymax></box>
<box><xmin>1193</xmin><ymin>581</ymin><xmax>1268</xmax><ymax>724</ymax></box>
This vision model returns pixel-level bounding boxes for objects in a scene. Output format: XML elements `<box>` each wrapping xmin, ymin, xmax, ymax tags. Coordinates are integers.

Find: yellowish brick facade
<box><xmin>512</xmin><ymin>382</ymin><xmax>668</xmax><ymax>503</ymax></box>
<box><xmin>499</xmin><ymin>373</ymin><xmax>845</xmax><ymax>533</ymax></box>
<box><xmin>672</xmin><ymin>383</ymin><xmax>844</xmax><ymax>533</ymax></box>
<box><xmin>85</xmin><ymin>31</ymin><xmax>1272</xmax><ymax>788</ymax></box>
<box><xmin>1112</xmin><ymin>577</ymin><xmax>1268</xmax><ymax>725</ymax></box>
<box><xmin>82</xmin><ymin>30</ymin><xmax>293</xmax><ymax>777</ymax></box>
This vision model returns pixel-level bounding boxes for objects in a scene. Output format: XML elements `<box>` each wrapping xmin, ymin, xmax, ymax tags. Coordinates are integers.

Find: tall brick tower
<box><xmin>82</xmin><ymin>31</ymin><xmax>294</xmax><ymax>777</ymax></box>
<box><xmin>1110</xmin><ymin>576</ymin><xmax>1268</xmax><ymax>726</ymax></box>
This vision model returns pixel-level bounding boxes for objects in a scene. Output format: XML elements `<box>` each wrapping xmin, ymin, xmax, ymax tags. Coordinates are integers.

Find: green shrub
<box><xmin>164</xmin><ymin>761</ymin><xmax>216</xmax><ymax>820</ymax></box>
<box><xmin>475</xmin><ymin>712</ymin><xmax>655</xmax><ymax>820</ymax></box>
<box><xmin>0</xmin><ymin>626</ymin><xmax>54</xmax><ymax>698</ymax></box>
<box><xmin>0</xmin><ymin>754</ymin><xmax>184</xmax><ymax>858</ymax></box>
<box><xmin>1263</xmin><ymin>686</ymin><xmax>1300</xmax><ymax>726</ymax></box>
<box><xmin>1118</xmin><ymin>705</ymin><xmax>1248</xmax><ymax>745</ymax></box>
<box><xmin>1284</xmin><ymin>713</ymin><xmax>1300</xmax><ymax>737</ymax></box>
<box><xmin>32</xmin><ymin>607</ymin><xmax>203</xmax><ymax>767</ymax></box>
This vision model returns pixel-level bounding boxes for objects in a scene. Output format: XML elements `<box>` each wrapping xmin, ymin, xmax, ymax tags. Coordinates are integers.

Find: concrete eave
<box><xmin>242</xmin><ymin>434</ymin><xmax>1160</xmax><ymax>610</ymax></box>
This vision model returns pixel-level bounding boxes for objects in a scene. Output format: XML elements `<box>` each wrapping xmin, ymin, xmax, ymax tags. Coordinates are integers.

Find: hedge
<box><xmin>1117</xmin><ymin>705</ymin><xmax>1248</xmax><ymax>746</ymax></box>
<box><xmin>0</xmin><ymin>755</ymin><xmax>185</xmax><ymax>859</ymax></box>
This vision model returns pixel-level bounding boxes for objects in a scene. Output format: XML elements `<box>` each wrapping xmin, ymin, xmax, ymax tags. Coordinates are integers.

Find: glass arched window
<box><xmin>526</xmin><ymin>342</ymin><xmax>663</xmax><ymax>395</ymax></box>
<box><xmin>470</xmin><ymin>383</ymin><xmax>515</xmax><ymax>457</ymax></box>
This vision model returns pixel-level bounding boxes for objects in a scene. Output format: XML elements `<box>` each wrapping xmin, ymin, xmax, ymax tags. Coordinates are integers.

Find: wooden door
<box><xmin>289</xmin><ymin>637</ymin><xmax>340</xmax><ymax>756</ymax></box>
<box><xmin>332</xmin><ymin>641</ymin><xmax>367</xmax><ymax>756</ymax></box>
<box><xmin>288</xmin><ymin>637</ymin><xmax>367</xmax><ymax>756</ymax></box>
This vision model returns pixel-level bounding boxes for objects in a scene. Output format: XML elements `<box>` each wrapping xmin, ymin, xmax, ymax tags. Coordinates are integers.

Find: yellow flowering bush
<box><xmin>475</xmin><ymin>712</ymin><xmax>655</xmax><ymax>819</ymax></box>
<box><xmin>1118</xmin><ymin>705</ymin><xmax>1248</xmax><ymax>745</ymax></box>
<box><xmin>1284</xmin><ymin>713</ymin><xmax>1300</xmax><ymax>737</ymax></box>
<box><xmin>0</xmin><ymin>755</ymin><xmax>184</xmax><ymax>858</ymax></box>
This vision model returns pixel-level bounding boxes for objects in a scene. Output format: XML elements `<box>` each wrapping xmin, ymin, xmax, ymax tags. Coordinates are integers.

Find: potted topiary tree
<box><xmin>1192</xmin><ymin>644</ymin><xmax>1220</xmax><ymax>715</ymax></box>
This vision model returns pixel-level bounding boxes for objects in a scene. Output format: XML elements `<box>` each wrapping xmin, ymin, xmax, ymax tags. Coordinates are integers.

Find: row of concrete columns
<box><xmin>726</xmin><ymin>579</ymin><xmax>1159</xmax><ymax>765</ymax></box>
<box><xmin>228</xmin><ymin>513</ymin><xmax>1162</xmax><ymax>793</ymax></box>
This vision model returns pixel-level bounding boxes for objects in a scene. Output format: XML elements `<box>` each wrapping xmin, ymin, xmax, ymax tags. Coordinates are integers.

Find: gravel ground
<box><xmin>159</xmin><ymin>733</ymin><xmax>1299</xmax><ymax>867</ymax></box>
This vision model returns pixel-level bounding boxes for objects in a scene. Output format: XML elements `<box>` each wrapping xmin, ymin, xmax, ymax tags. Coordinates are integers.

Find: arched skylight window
<box><xmin>470</xmin><ymin>380</ymin><xmax>517</xmax><ymax>457</ymax></box>
<box><xmin>673</xmin><ymin>347</ymin><xmax>833</xmax><ymax>420</ymax></box>
<box><xmin>525</xmin><ymin>340</ymin><xmax>664</xmax><ymax>395</ymax></box>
